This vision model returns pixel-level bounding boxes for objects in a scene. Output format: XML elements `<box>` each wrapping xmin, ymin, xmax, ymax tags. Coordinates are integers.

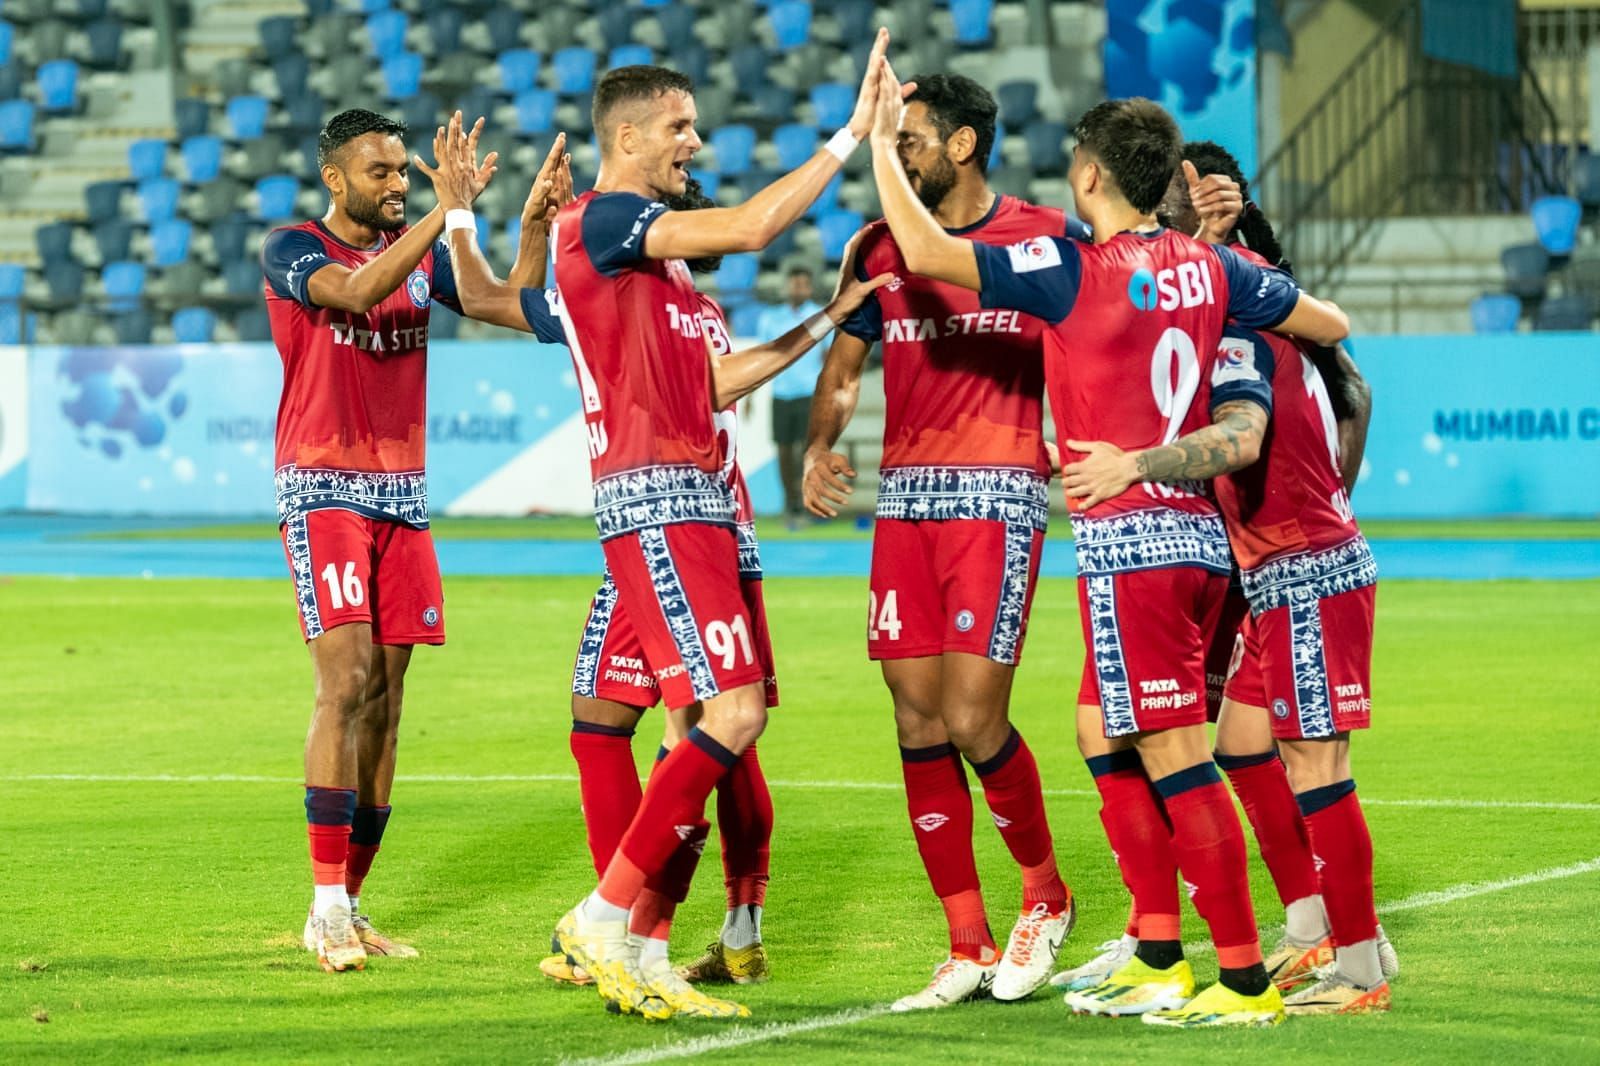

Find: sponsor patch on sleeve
<box><xmin>1005</xmin><ymin>237</ymin><xmax>1062</xmax><ymax>274</ymax></box>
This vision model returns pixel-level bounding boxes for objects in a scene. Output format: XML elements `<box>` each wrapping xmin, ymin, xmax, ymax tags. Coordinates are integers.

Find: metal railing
<box><xmin>1253</xmin><ymin>0</ymin><xmax>1570</xmax><ymax>291</ymax></box>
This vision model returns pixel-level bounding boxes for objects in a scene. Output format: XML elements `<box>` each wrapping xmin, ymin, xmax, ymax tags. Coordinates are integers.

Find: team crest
<box><xmin>422</xmin><ymin>606</ymin><xmax>439</xmax><ymax>626</ymax></box>
<box><xmin>406</xmin><ymin>269</ymin><xmax>431</xmax><ymax>309</ymax></box>
<box><xmin>1272</xmin><ymin>698</ymin><xmax>1290</xmax><ymax>720</ymax></box>
<box><xmin>954</xmin><ymin>609</ymin><xmax>975</xmax><ymax>632</ymax></box>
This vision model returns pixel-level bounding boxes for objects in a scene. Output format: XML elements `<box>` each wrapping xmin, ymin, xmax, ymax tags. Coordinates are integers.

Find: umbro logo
<box><xmin>673</xmin><ymin>824</ymin><xmax>696</xmax><ymax>840</ymax></box>
<box><xmin>991</xmin><ymin>813</ymin><xmax>1012</xmax><ymax>828</ymax></box>
<box><xmin>913</xmin><ymin>813</ymin><xmax>949</xmax><ymax>832</ymax></box>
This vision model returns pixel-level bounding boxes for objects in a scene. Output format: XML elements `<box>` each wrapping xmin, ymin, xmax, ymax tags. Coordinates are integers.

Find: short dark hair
<box><xmin>906</xmin><ymin>73</ymin><xmax>998</xmax><ymax>175</ymax></box>
<box><xmin>592</xmin><ymin>65</ymin><xmax>695</xmax><ymax>140</ymax></box>
<box><xmin>317</xmin><ymin>108</ymin><xmax>407</xmax><ymax>169</ymax></box>
<box><xmin>1073</xmin><ymin>98</ymin><xmax>1181</xmax><ymax>213</ymax></box>
<box><xmin>664</xmin><ymin>176</ymin><xmax>722</xmax><ymax>275</ymax></box>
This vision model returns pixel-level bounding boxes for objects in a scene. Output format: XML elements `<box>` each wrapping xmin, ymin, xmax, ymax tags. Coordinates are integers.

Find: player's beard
<box><xmin>346</xmin><ymin>187</ymin><xmax>407</xmax><ymax>232</ymax></box>
<box><xmin>911</xmin><ymin>153</ymin><xmax>957</xmax><ymax>211</ymax></box>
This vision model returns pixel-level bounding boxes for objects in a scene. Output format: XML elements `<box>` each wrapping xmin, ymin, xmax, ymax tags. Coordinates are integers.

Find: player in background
<box><xmin>1062</xmin><ymin>141</ymin><xmax>1393</xmax><ymax>1015</ymax></box>
<box><xmin>260</xmin><ymin>109</ymin><xmax>495</xmax><ymax>972</ymax></box>
<box><xmin>433</xmin><ymin>45</ymin><xmax>900</xmax><ymax>1018</ymax></box>
<box><xmin>864</xmin><ymin>60</ymin><xmax>1349</xmax><ymax>1027</ymax></box>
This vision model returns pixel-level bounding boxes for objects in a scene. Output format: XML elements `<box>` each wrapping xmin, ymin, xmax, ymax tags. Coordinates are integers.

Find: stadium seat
<box><xmin>512</xmin><ymin>89</ymin><xmax>557</xmax><ymax>134</ymax></box>
<box><xmin>400</xmin><ymin>91</ymin><xmax>443</xmax><ymax>137</ymax></box>
<box><xmin>499</xmin><ymin>49</ymin><xmax>541</xmax><ymax>95</ymax></box>
<box><xmin>150</xmin><ymin>219</ymin><xmax>192</xmax><ymax>268</ymax></box>
<box><xmin>715</xmin><ymin>253</ymin><xmax>759</xmax><ymax>296</ymax></box>
<box><xmin>283</xmin><ymin>91</ymin><xmax>325</xmax><ymax>137</ymax></box>
<box><xmin>112</xmin><ymin>308</ymin><xmax>152</xmax><ymax>344</ymax></box>
<box><xmin>710</xmin><ymin>124</ymin><xmax>756</xmax><ymax>176</ymax></box>
<box><xmin>180</xmin><ymin>135</ymin><xmax>224</xmax><ymax>184</ymax></box>
<box><xmin>484</xmin><ymin>9</ymin><xmax>523</xmax><ymax>54</ymax></box>
<box><xmin>598</xmin><ymin>5</ymin><xmax>635</xmax><ymax>51</ymax></box>
<box><xmin>102</xmin><ymin>260</ymin><xmax>145</xmax><ymax>313</ymax></box>
<box><xmin>235</xmin><ymin>306</ymin><xmax>272</xmax><ymax>341</ymax></box>
<box><xmin>474</xmin><ymin>213</ymin><xmax>491</xmax><ymax>253</ymax></box>
<box><xmin>818</xmin><ymin>208</ymin><xmax>863</xmax><ymax>263</ymax></box>
<box><xmin>64</xmin><ymin>0</ymin><xmax>109</xmax><ymax>19</ymax></box>
<box><xmin>769</xmin><ymin>0</ymin><xmax>813</xmax><ymax>51</ymax></box>
<box><xmin>730</xmin><ymin>301</ymin><xmax>762</xmax><ymax>336</ymax></box>
<box><xmin>1500</xmin><ymin>242</ymin><xmax>1550</xmax><ymax>302</ymax></box>
<box><xmin>36</xmin><ymin>220</ymin><xmax>75</xmax><ymax>266</ymax></box>
<box><xmin>211</xmin><ymin>215</ymin><xmax>251</xmax><ymax>265</ymax></box>
<box><xmin>1024</xmin><ymin>120</ymin><xmax>1069</xmax><ymax>175</ymax></box>
<box><xmin>806</xmin><ymin>171</ymin><xmax>843</xmax><ymax>217</ymax></box>
<box><xmin>0</xmin><ymin>303</ymin><xmax>26</xmax><ymax>344</ymax></box>
<box><xmin>773</xmin><ymin>123</ymin><xmax>817</xmax><ymax>170</ymax></box>
<box><xmin>0</xmin><ymin>65</ymin><xmax>23</xmax><ymax>103</ymax></box>
<box><xmin>223</xmin><ymin>258</ymin><xmax>260</xmax><ymax>297</ymax></box>
<box><xmin>951</xmin><ymin>0</ymin><xmax>994</xmax><ymax>45</ymax></box>
<box><xmin>1469</xmin><ymin>293</ymin><xmax>1520</xmax><ymax>333</ymax></box>
<box><xmin>366</xmin><ymin>9</ymin><xmax>408</xmax><ymax>56</ymax></box>
<box><xmin>92</xmin><ymin>218</ymin><xmax>133</xmax><ymax>263</ymax></box>
<box><xmin>137</xmin><ymin>178</ymin><xmax>180</xmax><ymax>224</ymax></box>
<box><xmin>45</xmin><ymin>260</ymin><xmax>84</xmax><ymax>303</ymax></box>
<box><xmin>0</xmin><ymin>98</ymin><xmax>33</xmax><ymax>151</ymax></box>
<box><xmin>1534</xmin><ymin>292</ymin><xmax>1595</xmax><ymax>331</ymax></box>
<box><xmin>0</xmin><ymin>20</ymin><xmax>12</xmax><ymax>67</ymax></box>
<box><xmin>830</xmin><ymin>0</ymin><xmax>874</xmax><ymax>45</ymax></box>
<box><xmin>381</xmin><ymin>52</ymin><xmax>423</xmax><ymax>101</ymax></box>
<box><xmin>809</xmin><ymin>82</ymin><xmax>854</xmax><ymax>129</ymax></box>
<box><xmin>730</xmin><ymin>44</ymin><xmax>771</xmax><ymax>92</ymax></box>
<box><xmin>255</xmin><ymin>175</ymin><xmax>300</xmax><ymax>221</ymax></box>
<box><xmin>172</xmin><ymin>306</ymin><xmax>217</xmax><ymax>343</ymax></box>
<box><xmin>127</xmin><ymin>138</ymin><xmax>166</xmax><ymax>182</ymax></box>
<box><xmin>747</xmin><ymin>84</ymin><xmax>797</xmax><ymax>124</ymax></box>
<box><xmin>84</xmin><ymin>180</ymin><xmax>124</xmax><ymax>224</ymax></box>
<box><xmin>758</xmin><ymin>224</ymin><xmax>798</xmax><ymax>268</ymax></box>
<box><xmin>694</xmin><ymin>170</ymin><xmax>721</xmax><ymax>199</ymax></box>
<box><xmin>609</xmin><ymin>44</ymin><xmax>653</xmax><ymax>69</ymax></box>
<box><xmin>0</xmin><ymin>263</ymin><xmax>21</xmax><ymax>299</ymax></box>
<box><xmin>657</xmin><ymin>4</ymin><xmax>698</xmax><ymax>53</ymax></box>
<box><xmin>997</xmin><ymin>80</ymin><xmax>1039</xmax><ymax>128</ymax></box>
<box><xmin>259</xmin><ymin>15</ymin><xmax>297</xmax><ymax>56</ymax></box>
<box><xmin>175</xmin><ymin>97</ymin><xmax>210</xmax><ymax>139</ymax></box>
<box><xmin>422</xmin><ymin>7</ymin><xmax>463</xmax><ymax>55</ymax></box>
<box><xmin>552</xmin><ymin>47</ymin><xmax>596</xmax><ymax>95</ymax></box>
<box><xmin>83</xmin><ymin>16</ymin><xmax>123</xmax><ymax>69</ymax></box>
<box><xmin>37</xmin><ymin>59</ymin><xmax>80</xmax><ymax>113</ymax></box>
<box><xmin>988</xmin><ymin>124</ymin><xmax>1005</xmax><ymax>172</ymax></box>
<box><xmin>1531</xmin><ymin>195</ymin><xmax>1581</xmax><ymax>256</ymax></box>
<box><xmin>274</xmin><ymin>54</ymin><xmax>312</xmax><ymax>101</ymax></box>
<box><xmin>1577</xmin><ymin>155</ymin><xmax>1600</xmax><ymax>215</ymax></box>
<box><xmin>226</xmin><ymin>95</ymin><xmax>270</xmax><ymax>141</ymax></box>
<box><xmin>676</xmin><ymin>41</ymin><xmax>711</xmax><ymax>86</ymax></box>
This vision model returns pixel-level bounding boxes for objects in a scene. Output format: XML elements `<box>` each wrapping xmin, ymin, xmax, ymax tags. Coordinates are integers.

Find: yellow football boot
<box><xmin>1064</xmin><ymin>956</ymin><xmax>1195</xmax><ymax>1016</ymax></box>
<box><xmin>1141</xmin><ymin>979</ymin><xmax>1286</xmax><ymax>1028</ymax></box>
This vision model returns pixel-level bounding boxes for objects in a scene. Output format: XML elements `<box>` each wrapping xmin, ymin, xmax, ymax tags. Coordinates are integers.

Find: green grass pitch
<box><xmin>3</xmin><ymin>572</ymin><xmax>1598</xmax><ymax>1063</ymax></box>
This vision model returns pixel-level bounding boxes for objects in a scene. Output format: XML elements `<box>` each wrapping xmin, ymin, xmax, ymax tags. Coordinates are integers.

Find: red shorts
<box><xmin>1205</xmin><ymin>587</ymin><xmax>1251</xmax><ymax>722</ymax></box>
<box><xmin>280</xmin><ymin>508</ymin><xmax>445</xmax><ymax>645</ymax></box>
<box><xmin>1076</xmin><ymin>567</ymin><xmax>1230</xmax><ymax>738</ymax></box>
<box><xmin>1223</xmin><ymin>584</ymin><xmax>1376</xmax><ymax>739</ymax></box>
<box><xmin>573</xmin><ymin>570</ymin><xmax>779</xmax><ymax>709</ymax></box>
<box><xmin>867</xmin><ymin>518</ymin><xmax>1044</xmax><ymax>665</ymax></box>
<box><xmin>599</xmin><ymin>523</ymin><xmax>766</xmax><ymax>709</ymax></box>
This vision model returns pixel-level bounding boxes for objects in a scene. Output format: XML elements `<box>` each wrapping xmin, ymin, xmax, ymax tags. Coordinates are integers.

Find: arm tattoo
<box><xmin>1135</xmin><ymin>400</ymin><xmax>1267</xmax><ymax>482</ymax></box>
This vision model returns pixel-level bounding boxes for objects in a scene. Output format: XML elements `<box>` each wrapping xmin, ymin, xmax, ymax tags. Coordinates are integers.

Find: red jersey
<box><xmin>973</xmin><ymin>227</ymin><xmax>1301</xmax><ymax>576</ymax></box>
<box><xmin>840</xmin><ymin>196</ymin><xmax>1081</xmax><ymax>532</ymax></box>
<box><xmin>260</xmin><ymin>219</ymin><xmax>459</xmax><ymax>528</ymax></box>
<box><xmin>698</xmin><ymin>293</ymin><xmax>762</xmax><ymax>578</ymax></box>
<box><xmin>551</xmin><ymin>191</ymin><xmax>732</xmax><ymax>540</ymax></box>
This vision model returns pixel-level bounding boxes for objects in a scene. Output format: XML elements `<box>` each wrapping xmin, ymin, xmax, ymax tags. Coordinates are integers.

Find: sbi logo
<box><xmin>1128</xmin><ymin>268</ymin><xmax>1158</xmax><ymax>310</ymax></box>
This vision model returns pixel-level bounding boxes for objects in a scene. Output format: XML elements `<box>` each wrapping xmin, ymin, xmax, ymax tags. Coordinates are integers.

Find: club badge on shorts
<box><xmin>955</xmin><ymin>609</ymin><xmax>975</xmax><ymax>632</ymax></box>
<box><xmin>1272</xmin><ymin>698</ymin><xmax>1290</xmax><ymax>720</ymax></box>
<box><xmin>422</xmin><ymin>606</ymin><xmax>439</xmax><ymax>627</ymax></box>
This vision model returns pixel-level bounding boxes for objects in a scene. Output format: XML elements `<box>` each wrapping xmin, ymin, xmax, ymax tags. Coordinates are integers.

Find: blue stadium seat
<box><xmin>1024</xmin><ymin>120</ymin><xmax>1068</xmax><ymax>175</ymax></box>
<box><xmin>84</xmin><ymin>180</ymin><xmax>124</xmax><ymax>224</ymax></box>
<box><xmin>150</xmin><ymin>219</ymin><xmax>192</xmax><ymax>267</ymax></box>
<box><xmin>483</xmin><ymin>9</ymin><xmax>522</xmax><ymax>55</ymax></box>
<box><xmin>552</xmin><ymin>47</ymin><xmax>596</xmax><ymax>95</ymax></box>
<box><xmin>65</xmin><ymin>0</ymin><xmax>109</xmax><ymax>19</ymax></box>
<box><xmin>0</xmin><ymin>263</ymin><xmax>21</xmax><ymax>298</ymax></box>
<box><xmin>400</xmin><ymin>91</ymin><xmax>442</xmax><ymax>136</ymax></box>
<box><xmin>456</xmin><ymin>87</ymin><xmax>499</xmax><ymax>130</ymax></box>
<box><xmin>1469</xmin><ymin>293</ymin><xmax>1520</xmax><ymax>333</ymax></box>
<box><xmin>284</xmin><ymin>90</ymin><xmax>325</xmax><ymax>137</ymax></box>
<box><xmin>498</xmin><ymin>48</ymin><xmax>541</xmax><ymax>94</ymax></box>
<box><xmin>710</xmin><ymin>124</ymin><xmax>756</xmax><ymax>176</ymax></box>
<box><xmin>609</xmin><ymin>44</ymin><xmax>652</xmax><ymax>69</ymax></box>
<box><xmin>226</xmin><ymin>95</ymin><xmax>269</xmax><ymax>140</ymax></box>
<box><xmin>598</xmin><ymin>5</ymin><xmax>634</xmax><ymax>51</ymax></box>
<box><xmin>93</xmin><ymin>218</ymin><xmax>133</xmax><ymax>262</ymax></box>
<box><xmin>112</xmin><ymin>308</ymin><xmax>152</xmax><ymax>344</ymax></box>
<box><xmin>0</xmin><ymin>65</ymin><xmax>22</xmax><ymax>102</ymax></box>
<box><xmin>831</xmin><ymin>0</ymin><xmax>874</xmax><ymax>44</ymax></box>
<box><xmin>36</xmin><ymin>221</ymin><xmax>75</xmax><ymax>266</ymax></box>
<box><xmin>84</xmin><ymin>17</ymin><xmax>123</xmax><ymax>68</ymax></box>
<box><xmin>951</xmin><ymin>0</ymin><xmax>994</xmax><ymax>45</ymax></box>
<box><xmin>693</xmin><ymin>170</ymin><xmax>721</xmax><ymax>199</ymax></box>
<box><xmin>748</xmin><ymin>84</ymin><xmax>796</xmax><ymax>124</ymax></box>
<box><xmin>355</xmin><ymin>0</ymin><xmax>387</xmax><ymax>13</ymax></box>
<box><xmin>0</xmin><ymin>98</ymin><xmax>32</xmax><ymax>150</ymax></box>
<box><xmin>381</xmin><ymin>51</ymin><xmax>423</xmax><ymax>101</ymax></box>
<box><xmin>809</xmin><ymin>82</ymin><xmax>854</xmax><ymax>129</ymax></box>
<box><xmin>235</xmin><ymin>306</ymin><xmax>272</xmax><ymax>341</ymax></box>
<box><xmin>1534</xmin><ymin>292</ymin><xmax>1594</xmax><ymax>331</ymax></box>
<box><xmin>0</xmin><ymin>20</ymin><xmax>14</xmax><ymax>66</ymax></box>
<box><xmin>137</xmin><ymin>178</ymin><xmax>180</xmax><ymax>224</ymax></box>
<box><xmin>715</xmin><ymin>253</ymin><xmax>759</xmax><ymax>295</ymax></box>
<box><xmin>1531</xmin><ymin>195</ymin><xmax>1581</xmax><ymax>256</ymax></box>
<box><xmin>657</xmin><ymin>5</ymin><xmax>698</xmax><ymax>53</ymax></box>
<box><xmin>128</xmin><ymin>138</ymin><xmax>166</xmax><ymax>182</ymax></box>
<box><xmin>46</xmin><ymin>260</ymin><xmax>85</xmax><ymax>302</ymax></box>
<box><xmin>474</xmin><ymin>213</ymin><xmax>491</xmax><ymax>252</ymax></box>
<box><xmin>223</xmin><ymin>258</ymin><xmax>260</xmax><ymax>297</ymax></box>
<box><xmin>425</xmin><ymin>8</ymin><xmax>464</xmax><ymax>55</ymax></box>
<box><xmin>988</xmin><ymin>123</ymin><xmax>1004</xmax><ymax>171</ymax></box>
<box><xmin>0</xmin><ymin>303</ymin><xmax>26</xmax><ymax>344</ymax></box>
<box><xmin>1500</xmin><ymin>242</ymin><xmax>1549</xmax><ymax>302</ymax></box>
<box><xmin>173</xmin><ymin>306</ymin><xmax>217</xmax><ymax>343</ymax></box>
<box><xmin>773</xmin><ymin>123</ymin><xmax>816</xmax><ymax>170</ymax></box>
<box><xmin>730</xmin><ymin>302</ymin><xmax>763</xmax><ymax>337</ymax></box>
<box><xmin>675</xmin><ymin>41</ymin><xmax>711</xmax><ymax>87</ymax></box>
<box><xmin>181</xmin><ymin>135</ymin><xmax>224</xmax><ymax>183</ymax></box>
<box><xmin>806</xmin><ymin>172</ymin><xmax>843</xmax><ymax>217</ymax></box>
<box><xmin>176</xmin><ymin>97</ymin><xmax>210</xmax><ymax>139</ymax></box>
<box><xmin>102</xmin><ymin>260</ymin><xmax>145</xmax><ymax>312</ymax></box>
<box><xmin>758</xmin><ymin>223</ymin><xmax>797</xmax><ymax>268</ymax></box>
<box><xmin>366</xmin><ymin>9</ymin><xmax>407</xmax><ymax>56</ymax></box>
<box><xmin>512</xmin><ymin>89</ymin><xmax>557</xmax><ymax>134</ymax></box>
<box><xmin>259</xmin><ymin>15</ymin><xmax>297</xmax><ymax>56</ymax></box>
<box><xmin>1577</xmin><ymin>155</ymin><xmax>1600</xmax><ymax>214</ymax></box>
<box><xmin>769</xmin><ymin>0</ymin><xmax>813</xmax><ymax>50</ymax></box>
<box><xmin>274</xmin><ymin>54</ymin><xmax>311</xmax><ymax>100</ymax></box>
<box><xmin>255</xmin><ymin>174</ymin><xmax>300</xmax><ymax>221</ymax></box>
<box><xmin>212</xmin><ymin>214</ymin><xmax>250</xmax><ymax>264</ymax></box>
<box><xmin>997</xmin><ymin>80</ymin><xmax>1038</xmax><ymax>127</ymax></box>
<box><xmin>38</xmin><ymin>59</ymin><xmax>80</xmax><ymax>113</ymax></box>
<box><xmin>818</xmin><ymin>208</ymin><xmax>863</xmax><ymax>262</ymax></box>
<box><xmin>730</xmin><ymin>44</ymin><xmax>770</xmax><ymax>91</ymax></box>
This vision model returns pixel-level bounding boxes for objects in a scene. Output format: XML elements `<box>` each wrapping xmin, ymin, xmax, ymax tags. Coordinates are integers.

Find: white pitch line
<box><xmin>5</xmin><ymin>773</ymin><xmax>1598</xmax><ymax>812</ymax></box>
<box><xmin>562</xmin><ymin>855</ymin><xmax>1600</xmax><ymax>1066</ymax></box>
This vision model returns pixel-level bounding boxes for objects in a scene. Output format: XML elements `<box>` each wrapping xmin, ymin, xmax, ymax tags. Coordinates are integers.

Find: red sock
<box><xmin>902</xmin><ymin>743</ymin><xmax>994</xmax><ymax>961</ymax></box>
<box><xmin>570</xmin><ymin>722</ymin><xmax>642</xmax><ymax>878</ymax></box>
<box><xmin>1154</xmin><ymin>763</ymin><xmax>1262</xmax><ymax>969</ymax></box>
<box><xmin>1297</xmin><ymin>782</ymin><xmax>1378</xmax><ymax>948</ymax></box>
<box><xmin>344</xmin><ymin>804</ymin><xmax>391</xmax><ymax>902</ymax></box>
<box><xmin>599</xmin><ymin>729</ymin><xmax>735</xmax><ymax>910</ymax></box>
<box><xmin>630</xmin><ymin>819</ymin><xmax>710</xmax><ymax>939</ymax></box>
<box><xmin>1217</xmin><ymin>750</ymin><xmax>1320</xmax><ymax>908</ymax></box>
<box><xmin>1087</xmin><ymin>752</ymin><xmax>1180</xmax><ymax>941</ymax></box>
<box><xmin>717</xmin><ymin>745</ymin><xmax>773</xmax><ymax>909</ymax></box>
<box><xmin>305</xmin><ymin>786</ymin><xmax>356</xmax><ymax>891</ymax></box>
<box><xmin>971</xmin><ymin>729</ymin><xmax>1069</xmax><ymax>914</ymax></box>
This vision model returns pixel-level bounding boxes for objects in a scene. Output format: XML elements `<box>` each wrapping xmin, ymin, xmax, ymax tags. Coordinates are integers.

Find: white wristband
<box><xmin>823</xmin><ymin>128</ymin><xmax>859</xmax><ymax>163</ymax></box>
<box><xmin>804</xmin><ymin>312</ymin><xmax>834</xmax><ymax>343</ymax></box>
<box><xmin>444</xmin><ymin>208</ymin><xmax>476</xmax><ymax>234</ymax></box>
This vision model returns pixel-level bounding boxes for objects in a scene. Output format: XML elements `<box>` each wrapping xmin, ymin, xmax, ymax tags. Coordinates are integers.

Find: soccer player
<box><xmin>864</xmin><ymin>60</ymin><xmax>1349</xmax><ymax>1027</ymax></box>
<box><xmin>802</xmin><ymin>72</ymin><xmax>1084</xmax><ymax>1010</ymax></box>
<box><xmin>260</xmin><ymin>109</ymin><xmax>495</xmax><ymax>972</ymax></box>
<box><xmin>1062</xmin><ymin>141</ymin><xmax>1394</xmax><ymax>1015</ymax></box>
<box><xmin>438</xmin><ymin>45</ymin><xmax>899</xmax><ymax>1018</ymax></box>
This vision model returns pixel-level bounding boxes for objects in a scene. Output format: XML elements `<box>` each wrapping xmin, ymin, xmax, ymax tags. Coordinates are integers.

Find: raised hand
<box><xmin>414</xmin><ymin>111</ymin><xmax>498</xmax><ymax>212</ymax></box>
<box><xmin>845</xmin><ymin>28</ymin><xmax>891</xmax><ymax>140</ymax></box>
<box><xmin>1183</xmin><ymin>160</ymin><xmax>1242</xmax><ymax>243</ymax></box>
<box><xmin>520</xmin><ymin>132</ymin><xmax>570</xmax><ymax>237</ymax></box>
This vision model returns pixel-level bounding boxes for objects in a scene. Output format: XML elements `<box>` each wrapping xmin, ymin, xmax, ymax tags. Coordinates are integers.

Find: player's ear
<box><xmin>616</xmin><ymin>121</ymin><xmax>640</xmax><ymax>156</ymax></box>
<box><xmin>321</xmin><ymin>163</ymin><xmax>342</xmax><ymax>196</ymax></box>
<box><xmin>948</xmin><ymin>126</ymin><xmax>977</xmax><ymax>168</ymax></box>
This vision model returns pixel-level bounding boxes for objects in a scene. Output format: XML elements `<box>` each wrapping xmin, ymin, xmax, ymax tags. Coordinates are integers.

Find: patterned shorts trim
<box><xmin>875</xmin><ymin>465</ymin><xmax>1050</xmax><ymax>533</ymax></box>
<box><xmin>1070</xmin><ymin>507</ymin><xmax>1233</xmax><ymax>577</ymax></box>
<box><xmin>275</xmin><ymin>465</ymin><xmax>430</xmax><ymax>528</ymax></box>
<box><xmin>593</xmin><ymin>464</ymin><xmax>736</xmax><ymax>541</ymax></box>
<box><xmin>1242</xmin><ymin>535</ymin><xmax>1378</xmax><ymax>614</ymax></box>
